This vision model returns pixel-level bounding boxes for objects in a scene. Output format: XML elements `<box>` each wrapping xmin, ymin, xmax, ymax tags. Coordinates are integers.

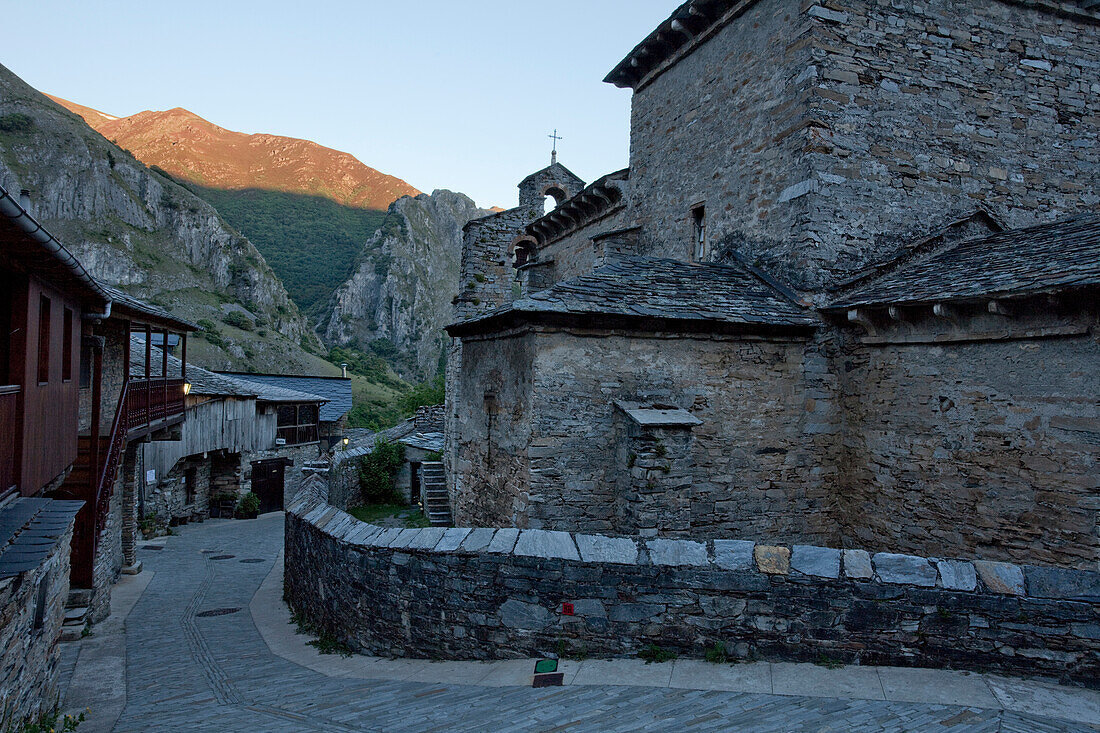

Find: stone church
<box><xmin>445</xmin><ymin>0</ymin><xmax>1099</xmax><ymax>571</ymax></box>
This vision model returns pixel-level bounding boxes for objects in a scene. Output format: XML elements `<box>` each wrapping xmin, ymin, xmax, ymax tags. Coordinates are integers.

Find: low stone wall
<box><xmin>285</xmin><ymin>492</ymin><xmax>1100</xmax><ymax>687</ymax></box>
<box><xmin>0</xmin><ymin>500</ymin><xmax>80</xmax><ymax>730</ymax></box>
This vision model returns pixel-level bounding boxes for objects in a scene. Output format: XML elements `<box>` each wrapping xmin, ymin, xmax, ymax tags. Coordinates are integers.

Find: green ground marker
<box><xmin>534</xmin><ymin>659</ymin><xmax>559</xmax><ymax>674</ymax></box>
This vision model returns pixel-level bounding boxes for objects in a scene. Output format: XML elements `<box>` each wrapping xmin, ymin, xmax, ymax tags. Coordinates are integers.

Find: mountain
<box><xmin>49</xmin><ymin>98</ymin><xmax>420</xmax><ymax>311</ymax></box>
<box><xmin>0</xmin><ymin>63</ymin><xmax>333</xmax><ymax>376</ymax></box>
<box><xmin>319</xmin><ymin>191</ymin><xmax>489</xmax><ymax>379</ymax></box>
<box><xmin>51</xmin><ymin>99</ymin><xmax>420</xmax><ymax>209</ymax></box>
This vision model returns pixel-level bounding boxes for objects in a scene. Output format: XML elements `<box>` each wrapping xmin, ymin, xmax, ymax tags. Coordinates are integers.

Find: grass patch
<box><xmin>20</xmin><ymin>709</ymin><xmax>85</xmax><ymax>732</ymax></box>
<box><xmin>638</xmin><ymin>644</ymin><xmax>676</xmax><ymax>664</ymax></box>
<box><xmin>705</xmin><ymin>641</ymin><xmax>730</xmax><ymax>664</ymax></box>
<box><xmin>290</xmin><ymin>611</ymin><xmax>353</xmax><ymax>657</ymax></box>
<box><xmin>814</xmin><ymin>653</ymin><xmax>845</xmax><ymax>670</ymax></box>
<box><xmin>349</xmin><ymin>504</ymin><xmax>430</xmax><ymax>528</ymax></box>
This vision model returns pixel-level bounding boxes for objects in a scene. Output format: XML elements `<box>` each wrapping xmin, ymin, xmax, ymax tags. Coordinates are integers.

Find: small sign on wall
<box><xmin>145</xmin><ymin>469</ymin><xmax>156</xmax><ymax>484</ymax></box>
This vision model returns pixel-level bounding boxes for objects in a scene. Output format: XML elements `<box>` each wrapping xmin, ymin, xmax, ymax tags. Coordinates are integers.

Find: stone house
<box><xmin>137</xmin><ymin>351</ymin><xmax>331</xmax><ymax>520</ymax></box>
<box><xmin>215</xmin><ymin>371</ymin><xmax>352</xmax><ymax>451</ymax></box>
<box><xmin>446</xmin><ymin>0</ymin><xmax>1100</xmax><ymax>570</ymax></box>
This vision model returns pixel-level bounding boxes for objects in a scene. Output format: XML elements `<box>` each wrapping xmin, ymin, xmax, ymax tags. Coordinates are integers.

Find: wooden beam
<box><xmin>846</xmin><ymin>308</ymin><xmax>876</xmax><ymax>335</ymax></box>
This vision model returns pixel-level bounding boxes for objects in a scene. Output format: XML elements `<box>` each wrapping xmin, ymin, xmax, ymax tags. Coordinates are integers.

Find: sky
<box><xmin>2</xmin><ymin>0</ymin><xmax>676</xmax><ymax>208</ymax></box>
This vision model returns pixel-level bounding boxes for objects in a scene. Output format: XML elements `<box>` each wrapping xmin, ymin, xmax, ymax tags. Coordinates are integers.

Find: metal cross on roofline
<box><xmin>548</xmin><ymin>129</ymin><xmax>563</xmax><ymax>164</ymax></box>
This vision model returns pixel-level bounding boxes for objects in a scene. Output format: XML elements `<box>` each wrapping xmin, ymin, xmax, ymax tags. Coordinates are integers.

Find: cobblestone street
<box><xmin>59</xmin><ymin>514</ymin><xmax>1100</xmax><ymax>732</ymax></box>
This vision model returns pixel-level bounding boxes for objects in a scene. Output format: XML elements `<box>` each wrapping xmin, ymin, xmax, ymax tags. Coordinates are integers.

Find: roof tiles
<box><xmin>450</xmin><ymin>256</ymin><xmax>815</xmax><ymax>334</ymax></box>
<box><xmin>833</xmin><ymin>214</ymin><xmax>1100</xmax><ymax>308</ymax></box>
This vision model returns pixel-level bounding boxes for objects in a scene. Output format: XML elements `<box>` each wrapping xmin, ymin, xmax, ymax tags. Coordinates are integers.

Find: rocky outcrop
<box><xmin>0</xmin><ymin>63</ymin><xmax>327</xmax><ymax>373</ymax></box>
<box><xmin>319</xmin><ymin>191</ymin><xmax>489</xmax><ymax>378</ymax></box>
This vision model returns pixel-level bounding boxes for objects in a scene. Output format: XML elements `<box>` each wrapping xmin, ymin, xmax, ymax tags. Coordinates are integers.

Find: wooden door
<box><xmin>250</xmin><ymin>459</ymin><xmax>285</xmax><ymax>513</ymax></box>
<box><xmin>410</xmin><ymin>462</ymin><xmax>422</xmax><ymax>506</ymax></box>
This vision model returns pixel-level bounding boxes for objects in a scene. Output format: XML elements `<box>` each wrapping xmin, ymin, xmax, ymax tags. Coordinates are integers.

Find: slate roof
<box><xmin>448</xmin><ymin>256</ymin><xmax>816</xmax><ymax>335</ymax></box>
<box><xmin>832</xmin><ymin>214</ymin><xmax>1100</xmax><ymax>309</ymax></box>
<box><xmin>129</xmin><ymin>341</ymin><xmax>253</xmax><ymax>397</ymax></box>
<box><xmin>222</xmin><ymin>375</ymin><xmax>328</xmax><ymax>406</ymax></box>
<box><xmin>100</xmin><ymin>282</ymin><xmax>198</xmax><ymax>331</ymax></box>
<box><xmin>0</xmin><ymin>498</ymin><xmax>83</xmax><ymax>579</ymax></box>
<box><xmin>216</xmin><ymin>373</ymin><xmax>350</xmax><ymax>421</ymax></box>
<box><xmin>400</xmin><ymin>432</ymin><xmax>444</xmax><ymax>452</ymax></box>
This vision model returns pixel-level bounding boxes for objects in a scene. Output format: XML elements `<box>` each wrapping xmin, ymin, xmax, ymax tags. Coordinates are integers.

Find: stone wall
<box><xmin>88</xmin><ymin>444</ymin><xmax>136</xmax><ymax>622</ymax></box>
<box><xmin>142</xmin><ymin>454</ymin><xmax>210</xmax><ymax>523</ymax></box>
<box><xmin>451</xmin><ymin>331</ymin><xmax>535</xmax><ymax>528</ymax></box>
<box><xmin>284</xmin><ymin>495</ymin><xmax>1100</xmax><ymax>687</ymax></box>
<box><xmin>523</xmin><ymin>206</ymin><xmax>628</xmax><ymax>292</ymax></box>
<box><xmin>0</xmin><ymin>505</ymin><xmax>77</xmax><ymax>729</ymax></box>
<box><xmin>834</xmin><ymin>312</ymin><xmax>1100</xmax><ymax>570</ymax></box>
<box><xmin>453</xmin><ymin>327</ymin><xmax>838</xmax><ymax>543</ymax></box>
<box><xmin>627</xmin><ymin>0</ymin><xmax>813</xmax><ymax>270</ymax></box>
<box><xmin>454</xmin><ymin>207</ymin><xmax>538</xmax><ymax>322</ymax></box>
<box><xmin>627</xmin><ymin>0</ymin><xmax>1100</xmax><ymax>290</ymax></box>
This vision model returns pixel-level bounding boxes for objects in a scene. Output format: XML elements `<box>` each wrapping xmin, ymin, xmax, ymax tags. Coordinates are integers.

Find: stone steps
<box><xmin>61</xmin><ymin>605</ymin><xmax>89</xmax><ymax>642</ymax></box>
<box><xmin>420</xmin><ymin>461</ymin><xmax>451</xmax><ymax>527</ymax></box>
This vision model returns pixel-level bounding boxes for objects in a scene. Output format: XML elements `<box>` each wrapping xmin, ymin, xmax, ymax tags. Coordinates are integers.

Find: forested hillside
<box><xmin>194</xmin><ymin>187</ymin><xmax>387</xmax><ymax>310</ymax></box>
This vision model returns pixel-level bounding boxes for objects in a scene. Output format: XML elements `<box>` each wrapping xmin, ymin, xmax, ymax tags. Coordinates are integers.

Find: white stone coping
<box><xmin>288</xmin><ymin>493</ymin><xmax>1100</xmax><ymax>601</ymax></box>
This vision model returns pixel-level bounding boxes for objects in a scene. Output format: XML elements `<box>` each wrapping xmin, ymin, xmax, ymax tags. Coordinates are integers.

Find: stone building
<box><xmin>446</xmin><ymin>0</ymin><xmax>1100</xmax><ymax>570</ymax></box>
<box><xmin>137</xmin><ymin>352</ymin><xmax>331</xmax><ymax>521</ymax></box>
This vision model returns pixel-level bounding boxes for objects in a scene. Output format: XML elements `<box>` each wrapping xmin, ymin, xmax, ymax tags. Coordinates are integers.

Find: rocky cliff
<box><xmin>0</xmin><ymin>63</ymin><xmax>331</xmax><ymax>374</ymax></box>
<box><xmin>319</xmin><ymin>191</ymin><xmax>488</xmax><ymax>378</ymax></box>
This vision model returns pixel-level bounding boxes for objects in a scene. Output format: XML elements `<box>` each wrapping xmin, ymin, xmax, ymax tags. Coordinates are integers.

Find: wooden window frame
<box><xmin>37</xmin><ymin>295</ymin><xmax>50</xmax><ymax>385</ymax></box>
<box><xmin>276</xmin><ymin>402</ymin><xmax>319</xmax><ymax>446</ymax></box>
<box><xmin>691</xmin><ymin>203</ymin><xmax>707</xmax><ymax>262</ymax></box>
<box><xmin>62</xmin><ymin>307</ymin><xmax>73</xmax><ymax>382</ymax></box>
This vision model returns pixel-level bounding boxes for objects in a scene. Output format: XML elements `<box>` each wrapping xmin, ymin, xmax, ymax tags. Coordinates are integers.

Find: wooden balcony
<box><xmin>125</xmin><ymin>377</ymin><xmax>186</xmax><ymax>439</ymax></box>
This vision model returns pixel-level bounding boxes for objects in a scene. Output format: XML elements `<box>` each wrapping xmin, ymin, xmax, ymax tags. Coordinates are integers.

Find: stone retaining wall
<box><xmin>285</xmin><ymin>490</ymin><xmax>1100</xmax><ymax>688</ymax></box>
<box><xmin>0</xmin><ymin>501</ymin><xmax>79</xmax><ymax>730</ymax></box>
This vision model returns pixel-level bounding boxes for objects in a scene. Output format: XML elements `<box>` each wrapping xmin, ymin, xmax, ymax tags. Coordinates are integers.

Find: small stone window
<box><xmin>691</xmin><ymin>204</ymin><xmax>707</xmax><ymax>261</ymax></box>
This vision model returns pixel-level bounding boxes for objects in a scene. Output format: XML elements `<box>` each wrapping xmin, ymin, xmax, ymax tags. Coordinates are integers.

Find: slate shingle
<box><xmin>833</xmin><ymin>214</ymin><xmax>1100</xmax><ymax>308</ymax></box>
<box><xmin>215</xmin><ymin>374</ymin><xmax>349</xmax><ymax>421</ymax></box>
<box><xmin>450</xmin><ymin>256</ymin><xmax>815</xmax><ymax>334</ymax></box>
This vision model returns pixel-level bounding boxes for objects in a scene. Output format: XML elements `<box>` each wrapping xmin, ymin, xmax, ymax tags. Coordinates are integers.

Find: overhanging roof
<box><xmin>828</xmin><ymin>214</ymin><xmax>1100</xmax><ymax>310</ymax></box>
<box><xmin>448</xmin><ymin>256</ymin><xmax>815</xmax><ymax>337</ymax></box>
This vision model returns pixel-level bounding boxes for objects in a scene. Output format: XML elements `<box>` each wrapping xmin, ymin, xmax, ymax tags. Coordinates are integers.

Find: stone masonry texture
<box><xmin>284</xmin><ymin>494</ymin><xmax>1100</xmax><ymax>688</ymax></box>
<box><xmin>626</xmin><ymin>0</ymin><xmax>1100</xmax><ymax>291</ymax></box>
<box><xmin>447</xmin><ymin>0</ymin><xmax>1100</xmax><ymax>571</ymax></box>
<box><xmin>0</xmin><ymin>507</ymin><xmax>77</xmax><ymax>730</ymax></box>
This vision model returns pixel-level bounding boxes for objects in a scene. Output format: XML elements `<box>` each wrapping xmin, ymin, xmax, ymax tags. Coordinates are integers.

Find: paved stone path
<box><xmin>61</xmin><ymin>513</ymin><xmax>1100</xmax><ymax>732</ymax></box>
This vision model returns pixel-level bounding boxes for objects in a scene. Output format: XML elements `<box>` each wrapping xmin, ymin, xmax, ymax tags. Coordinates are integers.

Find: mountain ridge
<box><xmin>49</xmin><ymin>96</ymin><xmax>421</xmax><ymax>210</ymax></box>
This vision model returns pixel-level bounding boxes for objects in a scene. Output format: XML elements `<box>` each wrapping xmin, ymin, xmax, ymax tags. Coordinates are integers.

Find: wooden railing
<box><xmin>0</xmin><ymin>386</ymin><xmax>19</xmax><ymax>497</ymax></box>
<box><xmin>126</xmin><ymin>377</ymin><xmax>186</xmax><ymax>433</ymax></box>
<box><xmin>91</xmin><ymin>377</ymin><xmax>185</xmax><ymax>542</ymax></box>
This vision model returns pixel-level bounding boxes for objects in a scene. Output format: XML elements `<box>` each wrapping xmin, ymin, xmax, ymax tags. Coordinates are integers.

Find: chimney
<box><xmin>341</xmin><ymin>362</ymin><xmax>348</xmax><ymax>378</ymax></box>
<box><xmin>19</xmin><ymin>189</ymin><xmax>31</xmax><ymax>213</ymax></box>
